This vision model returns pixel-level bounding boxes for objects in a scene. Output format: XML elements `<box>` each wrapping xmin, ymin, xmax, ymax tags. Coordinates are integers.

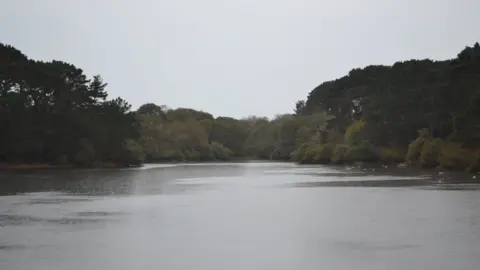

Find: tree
<box><xmin>0</xmin><ymin>42</ymin><xmax>141</xmax><ymax>166</ymax></box>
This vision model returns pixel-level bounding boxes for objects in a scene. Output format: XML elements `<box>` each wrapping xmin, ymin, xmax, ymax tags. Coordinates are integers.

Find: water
<box><xmin>1</xmin><ymin>162</ymin><xmax>479</xmax><ymax>270</ymax></box>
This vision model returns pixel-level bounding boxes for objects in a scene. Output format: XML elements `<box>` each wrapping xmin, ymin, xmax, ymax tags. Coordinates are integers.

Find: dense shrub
<box><xmin>293</xmin><ymin>143</ymin><xmax>335</xmax><ymax>164</ymax></box>
<box><xmin>183</xmin><ymin>150</ymin><xmax>201</xmax><ymax>161</ymax></box>
<box><xmin>162</xmin><ymin>149</ymin><xmax>185</xmax><ymax>161</ymax></box>
<box><xmin>406</xmin><ymin>137</ymin><xmax>426</xmax><ymax>164</ymax></box>
<box><xmin>301</xmin><ymin>145</ymin><xmax>322</xmax><ymax>164</ymax></box>
<box><xmin>291</xmin><ymin>143</ymin><xmax>310</xmax><ymax>162</ymax></box>
<box><xmin>379</xmin><ymin>147</ymin><xmax>405</xmax><ymax>163</ymax></box>
<box><xmin>345</xmin><ymin>120</ymin><xmax>366</xmax><ymax>145</ymax></box>
<box><xmin>313</xmin><ymin>144</ymin><xmax>334</xmax><ymax>164</ymax></box>
<box><xmin>438</xmin><ymin>142</ymin><xmax>474</xmax><ymax>170</ymax></box>
<box><xmin>210</xmin><ymin>142</ymin><xmax>233</xmax><ymax>160</ymax></box>
<box><xmin>331</xmin><ymin>144</ymin><xmax>349</xmax><ymax>164</ymax></box>
<box><xmin>74</xmin><ymin>139</ymin><xmax>96</xmax><ymax>166</ymax></box>
<box><xmin>344</xmin><ymin>140</ymin><xmax>380</xmax><ymax>163</ymax></box>
<box><xmin>420</xmin><ymin>138</ymin><xmax>444</xmax><ymax>168</ymax></box>
<box><xmin>197</xmin><ymin>145</ymin><xmax>214</xmax><ymax>161</ymax></box>
<box><xmin>120</xmin><ymin>140</ymin><xmax>145</xmax><ymax>166</ymax></box>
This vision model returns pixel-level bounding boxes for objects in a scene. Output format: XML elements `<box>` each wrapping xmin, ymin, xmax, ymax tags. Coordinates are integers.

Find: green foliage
<box><xmin>313</xmin><ymin>144</ymin><xmax>334</xmax><ymax>164</ymax></box>
<box><xmin>210</xmin><ymin>117</ymin><xmax>248</xmax><ymax>157</ymax></box>
<box><xmin>291</xmin><ymin>143</ymin><xmax>310</xmax><ymax>162</ymax></box>
<box><xmin>135</xmin><ymin>102</ymin><xmax>333</xmax><ymax>162</ymax></box>
<box><xmin>166</xmin><ymin>108</ymin><xmax>213</xmax><ymax>122</ymax></box>
<box><xmin>292</xmin><ymin>143</ymin><xmax>334</xmax><ymax>164</ymax></box>
<box><xmin>300</xmin><ymin>145</ymin><xmax>322</xmax><ymax>164</ymax></box>
<box><xmin>331</xmin><ymin>144</ymin><xmax>349</xmax><ymax>164</ymax></box>
<box><xmin>439</xmin><ymin>142</ymin><xmax>475</xmax><ymax>170</ymax></box>
<box><xmin>210</xmin><ymin>142</ymin><xmax>233</xmax><ymax>160</ymax></box>
<box><xmin>0</xmin><ymin>43</ymin><xmax>139</xmax><ymax>167</ymax></box>
<box><xmin>344</xmin><ymin>141</ymin><xmax>380</xmax><ymax>163</ymax></box>
<box><xmin>74</xmin><ymin>139</ymin><xmax>96</xmax><ymax>166</ymax></box>
<box><xmin>121</xmin><ymin>140</ymin><xmax>145</xmax><ymax>166</ymax></box>
<box><xmin>3</xmin><ymin>41</ymin><xmax>480</xmax><ymax>171</ymax></box>
<box><xmin>379</xmin><ymin>147</ymin><xmax>405</xmax><ymax>164</ymax></box>
<box><xmin>163</xmin><ymin>150</ymin><xmax>185</xmax><ymax>161</ymax></box>
<box><xmin>243</xmin><ymin>121</ymin><xmax>276</xmax><ymax>159</ymax></box>
<box><xmin>137</xmin><ymin>103</ymin><xmax>167</xmax><ymax>119</ymax></box>
<box><xmin>295</xmin><ymin>126</ymin><xmax>312</xmax><ymax>148</ymax></box>
<box><xmin>345</xmin><ymin>120</ymin><xmax>366</xmax><ymax>145</ymax></box>
<box><xmin>302</xmin><ymin>42</ymin><xmax>480</xmax><ymax>152</ymax></box>
<box><xmin>420</xmin><ymin>138</ymin><xmax>444</xmax><ymax>168</ymax></box>
<box><xmin>406</xmin><ymin>136</ymin><xmax>427</xmax><ymax>164</ymax></box>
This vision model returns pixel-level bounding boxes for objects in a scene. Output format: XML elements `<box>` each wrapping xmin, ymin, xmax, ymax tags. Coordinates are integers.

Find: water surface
<box><xmin>1</xmin><ymin>162</ymin><xmax>479</xmax><ymax>270</ymax></box>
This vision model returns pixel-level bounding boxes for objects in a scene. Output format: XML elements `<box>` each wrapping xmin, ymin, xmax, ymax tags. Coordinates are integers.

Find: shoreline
<box><xmin>0</xmin><ymin>163</ymin><xmax>141</xmax><ymax>171</ymax></box>
<box><xmin>1</xmin><ymin>160</ymin><xmax>478</xmax><ymax>178</ymax></box>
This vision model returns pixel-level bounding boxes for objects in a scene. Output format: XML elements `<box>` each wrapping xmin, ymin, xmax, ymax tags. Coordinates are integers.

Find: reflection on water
<box><xmin>0</xmin><ymin>213</ymin><xmax>107</xmax><ymax>226</ymax></box>
<box><xmin>0</xmin><ymin>163</ymin><xmax>253</xmax><ymax>196</ymax></box>
<box><xmin>0</xmin><ymin>162</ymin><xmax>480</xmax><ymax>270</ymax></box>
<box><xmin>1</xmin><ymin>163</ymin><xmax>478</xmax><ymax>196</ymax></box>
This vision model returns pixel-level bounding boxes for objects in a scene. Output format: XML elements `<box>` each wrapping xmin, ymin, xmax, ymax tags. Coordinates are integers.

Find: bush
<box><xmin>183</xmin><ymin>150</ymin><xmax>201</xmax><ymax>161</ymax></box>
<box><xmin>468</xmin><ymin>149</ymin><xmax>480</xmax><ymax>173</ymax></box>
<box><xmin>438</xmin><ymin>142</ymin><xmax>474</xmax><ymax>170</ymax></box>
<box><xmin>301</xmin><ymin>145</ymin><xmax>322</xmax><ymax>164</ymax></box>
<box><xmin>292</xmin><ymin>143</ymin><xmax>310</xmax><ymax>162</ymax></box>
<box><xmin>344</xmin><ymin>140</ymin><xmax>380</xmax><ymax>163</ymax></box>
<box><xmin>295</xmin><ymin>143</ymin><xmax>334</xmax><ymax>164</ymax></box>
<box><xmin>420</xmin><ymin>138</ymin><xmax>444</xmax><ymax>168</ymax></box>
<box><xmin>406</xmin><ymin>137</ymin><xmax>426</xmax><ymax>164</ymax></box>
<box><xmin>379</xmin><ymin>147</ymin><xmax>405</xmax><ymax>164</ymax></box>
<box><xmin>313</xmin><ymin>144</ymin><xmax>334</xmax><ymax>164</ymax></box>
<box><xmin>211</xmin><ymin>142</ymin><xmax>233</xmax><ymax>160</ymax></box>
<box><xmin>162</xmin><ymin>149</ymin><xmax>185</xmax><ymax>161</ymax></box>
<box><xmin>331</xmin><ymin>144</ymin><xmax>349</xmax><ymax>164</ymax></box>
<box><xmin>197</xmin><ymin>145</ymin><xmax>214</xmax><ymax>161</ymax></box>
<box><xmin>74</xmin><ymin>139</ymin><xmax>96</xmax><ymax>166</ymax></box>
<box><xmin>120</xmin><ymin>140</ymin><xmax>145</xmax><ymax>166</ymax></box>
<box><xmin>345</xmin><ymin>120</ymin><xmax>366</xmax><ymax>145</ymax></box>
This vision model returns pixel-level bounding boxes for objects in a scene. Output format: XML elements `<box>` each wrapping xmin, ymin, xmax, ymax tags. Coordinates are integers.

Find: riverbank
<box><xmin>0</xmin><ymin>158</ymin><xmax>265</xmax><ymax>171</ymax></box>
<box><xmin>0</xmin><ymin>163</ymin><xmax>141</xmax><ymax>171</ymax></box>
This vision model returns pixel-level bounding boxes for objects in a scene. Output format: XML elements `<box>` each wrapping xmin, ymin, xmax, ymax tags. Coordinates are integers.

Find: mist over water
<box><xmin>1</xmin><ymin>162</ymin><xmax>479</xmax><ymax>270</ymax></box>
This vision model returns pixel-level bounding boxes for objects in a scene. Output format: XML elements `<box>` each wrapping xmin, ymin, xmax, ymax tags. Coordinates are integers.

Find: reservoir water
<box><xmin>1</xmin><ymin>162</ymin><xmax>479</xmax><ymax>270</ymax></box>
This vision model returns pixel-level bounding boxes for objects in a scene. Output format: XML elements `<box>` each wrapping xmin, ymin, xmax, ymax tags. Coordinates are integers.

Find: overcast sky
<box><xmin>1</xmin><ymin>0</ymin><xmax>479</xmax><ymax>118</ymax></box>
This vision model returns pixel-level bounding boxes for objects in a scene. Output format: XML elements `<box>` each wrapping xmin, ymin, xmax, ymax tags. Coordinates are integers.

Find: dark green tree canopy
<box><xmin>2</xmin><ymin>41</ymin><xmax>480</xmax><ymax>171</ymax></box>
<box><xmin>0</xmin><ymin>42</ymin><xmax>142</xmax><ymax>166</ymax></box>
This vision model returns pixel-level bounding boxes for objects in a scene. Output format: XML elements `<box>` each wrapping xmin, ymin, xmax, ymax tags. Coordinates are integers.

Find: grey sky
<box><xmin>1</xmin><ymin>0</ymin><xmax>479</xmax><ymax>118</ymax></box>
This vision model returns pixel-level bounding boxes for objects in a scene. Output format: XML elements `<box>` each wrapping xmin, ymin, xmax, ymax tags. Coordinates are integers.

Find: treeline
<box><xmin>293</xmin><ymin>42</ymin><xmax>480</xmax><ymax>172</ymax></box>
<box><xmin>0</xmin><ymin>43</ymin><xmax>143</xmax><ymax>167</ymax></box>
<box><xmin>136</xmin><ymin>105</ymin><xmax>332</xmax><ymax>162</ymax></box>
<box><xmin>0</xmin><ymin>42</ymin><xmax>331</xmax><ymax>166</ymax></box>
<box><xmin>2</xmin><ymin>42</ymin><xmax>480</xmax><ymax>172</ymax></box>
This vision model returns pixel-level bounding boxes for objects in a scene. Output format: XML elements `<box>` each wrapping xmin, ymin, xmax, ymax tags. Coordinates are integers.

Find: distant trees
<box><xmin>293</xmin><ymin>43</ymin><xmax>480</xmax><ymax>172</ymax></box>
<box><xmin>136</xmin><ymin>106</ymin><xmax>232</xmax><ymax>161</ymax></box>
<box><xmin>0</xmin><ymin>43</ymin><xmax>142</xmax><ymax>166</ymax></box>
<box><xmin>2</xmin><ymin>41</ymin><xmax>480</xmax><ymax>172</ymax></box>
<box><xmin>134</xmin><ymin>104</ymin><xmax>336</xmax><ymax>162</ymax></box>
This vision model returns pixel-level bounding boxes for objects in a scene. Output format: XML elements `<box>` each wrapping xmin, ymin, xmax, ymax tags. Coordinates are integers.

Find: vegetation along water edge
<box><xmin>1</xmin><ymin>42</ymin><xmax>480</xmax><ymax>174</ymax></box>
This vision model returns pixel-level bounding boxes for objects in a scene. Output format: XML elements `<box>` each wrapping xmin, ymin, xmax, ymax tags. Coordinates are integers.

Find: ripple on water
<box><xmin>290</xmin><ymin>179</ymin><xmax>433</xmax><ymax>188</ymax></box>
<box><xmin>0</xmin><ymin>214</ymin><xmax>109</xmax><ymax>227</ymax></box>
<box><xmin>24</xmin><ymin>198</ymin><xmax>93</xmax><ymax>205</ymax></box>
<box><xmin>75</xmin><ymin>211</ymin><xmax>127</xmax><ymax>217</ymax></box>
<box><xmin>0</xmin><ymin>245</ymin><xmax>28</xmax><ymax>251</ymax></box>
<box><xmin>329</xmin><ymin>239</ymin><xmax>421</xmax><ymax>252</ymax></box>
<box><xmin>414</xmin><ymin>183</ymin><xmax>480</xmax><ymax>191</ymax></box>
